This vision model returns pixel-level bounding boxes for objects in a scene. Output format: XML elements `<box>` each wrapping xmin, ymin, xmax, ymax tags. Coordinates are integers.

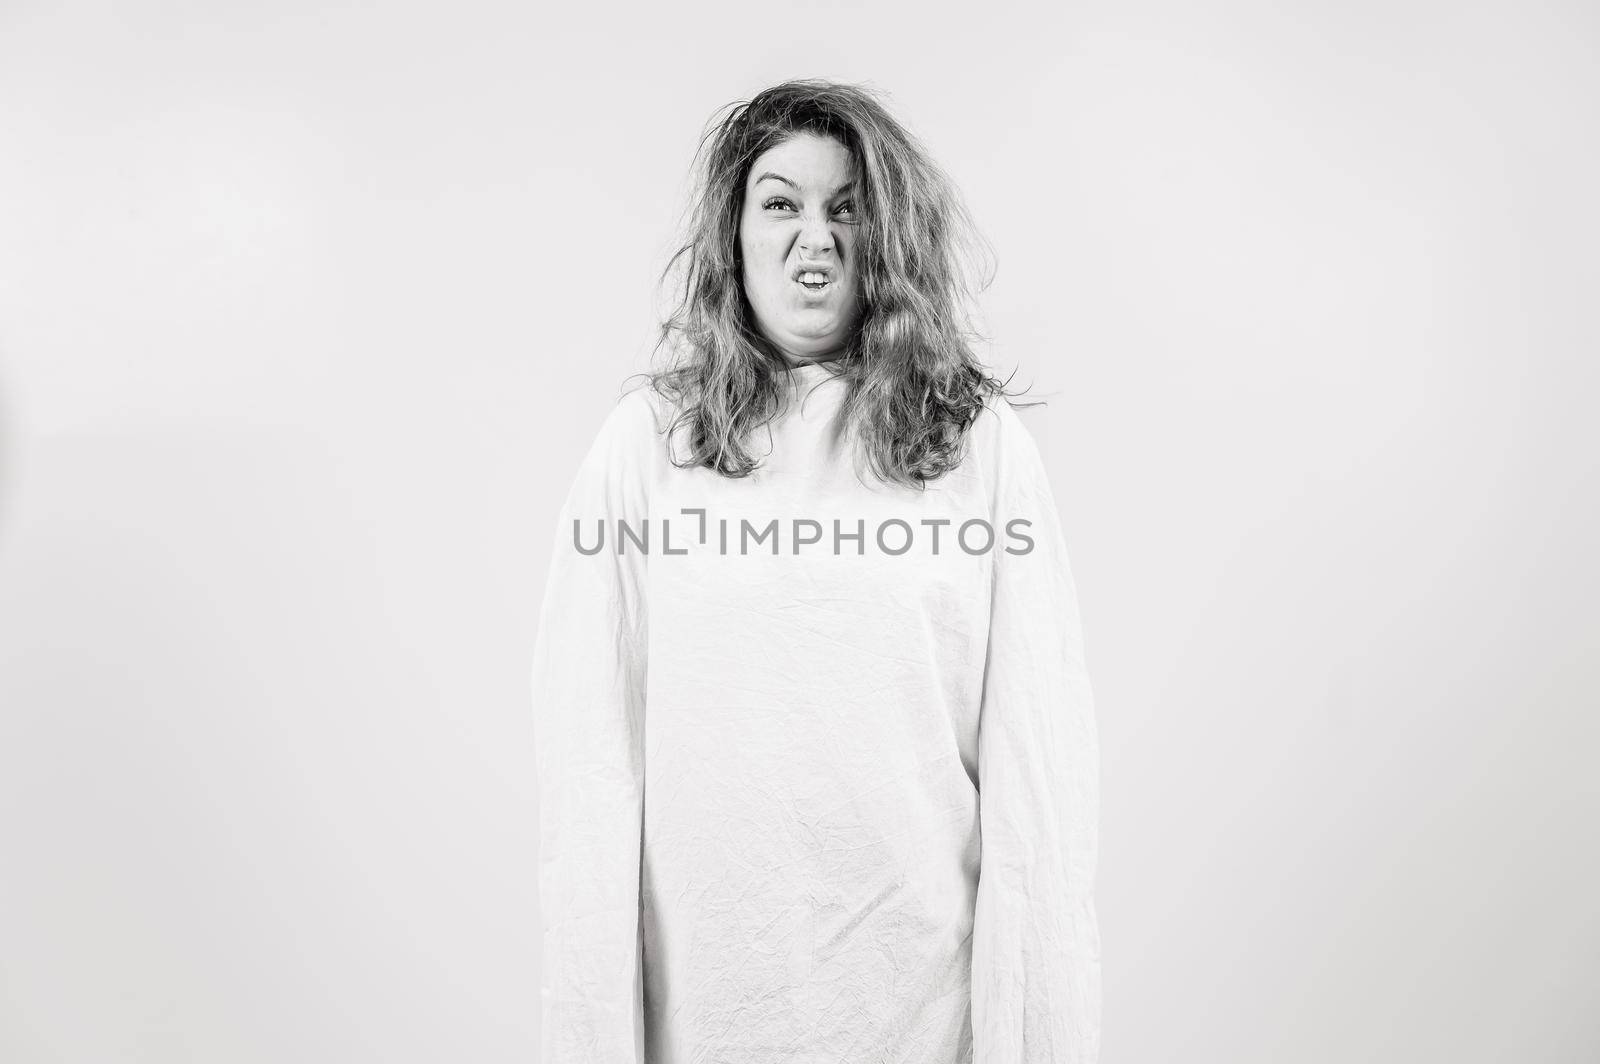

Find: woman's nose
<box><xmin>799</xmin><ymin>213</ymin><xmax>834</xmax><ymax>256</ymax></box>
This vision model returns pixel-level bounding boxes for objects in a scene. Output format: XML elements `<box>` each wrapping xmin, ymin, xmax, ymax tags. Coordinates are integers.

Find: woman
<box><xmin>531</xmin><ymin>79</ymin><xmax>1100</xmax><ymax>1063</ymax></box>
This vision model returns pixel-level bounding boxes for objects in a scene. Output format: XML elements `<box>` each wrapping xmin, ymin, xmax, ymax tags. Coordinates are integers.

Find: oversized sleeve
<box><xmin>530</xmin><ymin>396</ymin><xmax>650</xmax><ymax>1064</ymax></box>
<box><xmin>971</xmin><ymin>405</ymin><xmax>1102</xmax><ymax>1063</ymax></box>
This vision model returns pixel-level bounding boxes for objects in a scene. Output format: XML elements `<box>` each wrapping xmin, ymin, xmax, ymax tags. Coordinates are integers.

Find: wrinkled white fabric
<box><xmin>531</xmin><ymin>361</ymin><xmax>1100</xmax><ymax>1063</ymax></box>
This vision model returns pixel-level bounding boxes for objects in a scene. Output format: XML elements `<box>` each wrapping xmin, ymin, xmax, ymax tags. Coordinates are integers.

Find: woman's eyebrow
<box><xmin>753</xmin><ymin>172</ymin><xmax>855</xmax><ymax>195</ymax></box>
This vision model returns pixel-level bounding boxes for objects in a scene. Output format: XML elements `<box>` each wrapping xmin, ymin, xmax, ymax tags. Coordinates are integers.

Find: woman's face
<box><xmin>737</xmin><ymin>132</ymin><xmax>863</xmax><ymax>366</ymax></box>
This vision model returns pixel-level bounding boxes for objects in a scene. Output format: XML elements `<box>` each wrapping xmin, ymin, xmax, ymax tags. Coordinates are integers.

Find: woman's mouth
<box><xmin>796</xmin><ymin>271</ymin><xmax>831</xmax><ymax>293</ymax></box>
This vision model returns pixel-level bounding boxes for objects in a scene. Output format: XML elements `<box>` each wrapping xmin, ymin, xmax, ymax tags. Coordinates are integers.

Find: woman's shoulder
<box><xmin>969</xmin><ymin>387</ymin><xmax>1045</xmax><ymax>461</ymax></box>
<box><xmin>575</xmin><ymin>382</ymin><xmax>682</xmax><ymax>493</ymax></box>
<box><xmin>974</xmin><ymin>387</ymin><xmax>1023</xmax><ymax>431</ymax></box>
<box><xmin>596</xmin><ymin>381</ymin><xmax>673</xmax><ymax>445</ymax></box>
<box><xmin>956</xmin><ymin>387</ymin><xmax>1057</xmax><ymax>508</ymax></box>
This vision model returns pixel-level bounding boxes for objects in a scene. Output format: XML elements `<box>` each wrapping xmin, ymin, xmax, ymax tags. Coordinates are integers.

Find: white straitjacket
<box><xmin>532</xmin><ymin>360</ymin><xmax>1101</xmax><ymax>1063</ymax></box>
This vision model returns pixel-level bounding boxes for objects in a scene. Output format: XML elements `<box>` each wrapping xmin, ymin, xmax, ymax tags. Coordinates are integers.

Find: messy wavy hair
<box><xmin>629</xmin><ymin>78</ymin><xmax>1039</xmax><ymax>489</ymax></box>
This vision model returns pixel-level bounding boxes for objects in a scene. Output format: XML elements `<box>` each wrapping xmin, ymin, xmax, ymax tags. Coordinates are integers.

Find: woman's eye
<box><xmin>760</xmin><ymin>197</ymin><xmax>859</xmax><ymax>222</ymax></box>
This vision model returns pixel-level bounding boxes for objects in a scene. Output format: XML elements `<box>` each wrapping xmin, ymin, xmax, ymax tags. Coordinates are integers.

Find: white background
<box><xmin>2</xmin><ymin>1</ymin><xmax>1595</xmax><ymax>1061</ymax></box>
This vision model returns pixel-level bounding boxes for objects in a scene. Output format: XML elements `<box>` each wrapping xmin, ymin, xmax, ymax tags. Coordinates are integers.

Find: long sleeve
<box><xmin>530</xmin><ymin>397</ymin><xmax>650</xmax><ymax>1064</ymax></box>
<box><xmin>971</xmin><ymin>407</ymin><xmax>1102</xmax><ymax>1063</ymax></box>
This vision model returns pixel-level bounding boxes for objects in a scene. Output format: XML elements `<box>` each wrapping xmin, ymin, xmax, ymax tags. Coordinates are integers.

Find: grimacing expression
<box><xmin>737</xmin><ymin>132</ymin><xmax>864</xmax><ymax>365</ymax></box>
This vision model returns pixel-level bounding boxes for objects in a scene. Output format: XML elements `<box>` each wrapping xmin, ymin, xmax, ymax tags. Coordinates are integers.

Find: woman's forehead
<box><xmin>747</xmin><ymin>133</ymin><xmax>856</xmax><ymax>188</ymax></box>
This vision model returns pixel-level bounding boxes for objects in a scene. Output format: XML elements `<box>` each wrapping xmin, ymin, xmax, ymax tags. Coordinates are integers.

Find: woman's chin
<box><xmin>780</xmin><ymin>312</ymin><xmax>853</xmax><ymax>337</ymax></box>
<box><xmin>779</xmin><ymin>331</ymin><xmax>845</xmax><ymax>354</ymax></box>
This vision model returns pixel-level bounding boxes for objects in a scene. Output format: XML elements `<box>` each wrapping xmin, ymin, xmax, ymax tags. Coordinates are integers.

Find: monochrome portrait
<box><xmin>0</xmin><ymin>5</ymin><xmax>1592</xmax><ymax>1063</ymax></box>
